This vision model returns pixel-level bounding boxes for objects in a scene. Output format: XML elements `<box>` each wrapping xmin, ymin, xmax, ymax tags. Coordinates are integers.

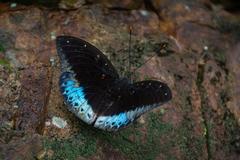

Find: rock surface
<box><xmin>0</xmin><ymin>0</ymin><xmax>240</xmax><ymax>159</ymax></box>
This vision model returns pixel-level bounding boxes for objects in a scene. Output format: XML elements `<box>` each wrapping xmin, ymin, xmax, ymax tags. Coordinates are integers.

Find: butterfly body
<box><xmin>56</xmin><ymin>36</ymin><xmax>172</xmax><ymax>131</ymax></box>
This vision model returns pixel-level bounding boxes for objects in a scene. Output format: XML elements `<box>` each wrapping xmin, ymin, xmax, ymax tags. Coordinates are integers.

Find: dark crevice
<box><xmin>108</xmin><ymin>7</ymin><xmax>131</xmax><ymax>11</ymax></box>
<box><xmin>36</xmin><ymin>12</ymin><xmax>52</xmax><ymax>135</ymax></box>
<box><xmin>1</xmin><ymin>0</ymin><xmax>60</xmax><ymax>8</ymax></box>
<box><xmin>144</xmin><ymin>0</ymin><xmax>163</xmax><ymax>21</ymax></box>
<box><xmin>37</xmin><ymin>66</ymin><xmax>53</xmax><ymax>135</ymax></box>
<box><xmin>196</xmin><ymin>59</ymin><xmax>212</xmax><ymax>160</ymax></box>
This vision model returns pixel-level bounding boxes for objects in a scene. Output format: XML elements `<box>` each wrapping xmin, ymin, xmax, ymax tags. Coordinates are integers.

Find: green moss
<box><xmin>223</xmin><ymin>111</ymin><xmax>240</xmax><ymax>153</ymax></box>
<box><xmin>174</xmin><ymin>87</ymin><xmax>208</xmax><ymax>160</ymax></box>
<box><xmin>219</xmin><ymin>90</ymin><xmax>240</xmax><ymax>153</ymax></box>
<box><xmin>97</xmin><ymin>112</ymin><xmax>174</xmax><ymax>160</ymax></box>
<box><xmin>213</xmin><ymin>51</ymin><xmax>226</xmax><ymax>66</ymax></box>
<box><xmin>175</xmin><ymin>97</ymin><xmax>206</xmax><ymax>160</ymax></box>
<box><xmin>70</xmin><ymin>112</ymin><xmax>173</xmax><ymax>160</ymax></box>
<box><xmin>177</xmin><ymin>121</ymin><xmax>205</xmax><ymax>159</ymax></box>
<box><xmin>0</xmin><ymin>43</ymin><xmax>5</xmax><ymax>52</ymax></box>
<box><xmin>98</xmin><ymin>128</ymin><xmax>143</xmax><ymax>159</ymax></box>
<box><xmin>43</xmin><ymin>132</ymin><xmax>97</xmax><ymax>159</ymax></box>
<box><xmin>196</xmin><ymin>61</ymin><xmax>213</xmax><ymax>159</ymax></box>
<box><xmin>145</xmin><ymin>113</ymin><xmax>175</xmax><ymax>159</ymax></box>
<box><xmin>0</xmin><ymin>58</ymin><xmax>12</xmax><ymax>72</ymax></box>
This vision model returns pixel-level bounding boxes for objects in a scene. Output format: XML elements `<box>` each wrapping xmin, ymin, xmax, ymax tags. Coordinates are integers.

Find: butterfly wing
<box><xmin>56</xmin><ymin>36</ymin><xmax>119</xmax><ymax>124</ymax></box>
<box><xmin>56</xmin><ymin>36</ymin><xmax>172</xmax><ymax>131</ymax></box>
<box><xmin>57</xmin><ymin>36</ymin><xmax>119</xmax><ymax>87</ymax></box>
<box><xmin>94</xmin><ymin>80</ymin><xmax>172</xmax><ymax>131</ymax></box>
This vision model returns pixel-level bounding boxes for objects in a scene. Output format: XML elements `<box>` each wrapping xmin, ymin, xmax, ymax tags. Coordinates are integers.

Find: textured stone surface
<box><xmin>0</xmin><ymin>134</ymin><xmax>43</xmax><ymax>160</ymax></box>
<box><xmin>0</xmin><ymin>0</ymin><xmax>240</xmax><ymax>159</ymax></box>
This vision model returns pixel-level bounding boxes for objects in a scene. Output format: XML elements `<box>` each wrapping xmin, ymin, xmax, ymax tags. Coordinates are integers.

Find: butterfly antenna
<box><xmin>128</xmin><ymin>25</ymin><xmax>132</xmax><ymax>81</ymax></box>
<box><xmin>132</xmin><ymin>41</ymin><xmax>169</xmax><ymax>75</ymax></box>
<box><xmin>132</xmin><ymin>53</ymin><xmax>156</xmax><ymax>74</ymax></box>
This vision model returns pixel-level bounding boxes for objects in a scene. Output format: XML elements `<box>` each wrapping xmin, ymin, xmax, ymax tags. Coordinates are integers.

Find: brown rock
<box><xmin>15</xmin><ymin>65</ymin><xmax>51</xmax><ymax>133</ymax></box>
<box><xmin>226</xmin><ymin>43</ymin><xmax>240</xmax><ymax>124</ymax></box>
<box><xmin>0</xmin><ymin>0</ymin><xmax>240</xmax><ymax>160</ymax></box>
<box><xmin>0</xmin><ymin>134</ymin><xmax>43</xmax><ymax>160</ymax></box>
<box><xmin>98</xmin><ymin>0</ymin><xmax>143</xmax><ymax>10</ymax></box>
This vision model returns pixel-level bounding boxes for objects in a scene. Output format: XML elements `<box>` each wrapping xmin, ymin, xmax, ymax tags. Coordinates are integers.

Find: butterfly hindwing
<box><xmin>59</xmin><ymin>72</ymin><xmax>97</xmax><ymax>124</ymax></box>
<box><xmin>94</xmin><ymin>80</ymin><xmax>172</xmax><ymax>131</ymax></box>
<box><xmin>56</xmin><ymin>36</ymin><xmax>172</xmax><ymax>131</ymax></box>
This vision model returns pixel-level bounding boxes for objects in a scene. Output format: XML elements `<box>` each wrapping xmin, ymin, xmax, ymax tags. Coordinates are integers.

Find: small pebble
<box><xmin>63</xmin><ymin>18</ymin><xmax>70</xmax><ymax>25</ymax></box>
<box><xmin>45</xmin><ymin>121</ymin><xmax>51</xmax><ymax>126</ymax></box>
<box><xmin>36</xmin><ymin>150</ymin><xmax>46</xmax><ymax>160</ymax></box>
<box><xmin>49</xmin><ymin>57</ymin><xmax>55</xmax><ymax>66</ymax></box>
<box><xmin>184</xmin><ymin>5</ymin><xmax>190</xmax><ymax>11</ymax></box>
<box><xmin>160</xmin><ymin>108</ymin><xmax>165</xmax><ymax>115</ymax></box>
<box><xmin>13</xmin><ymin>104</ymin><xmax>18</xmax><ymax>108</ymax></box>
<box><xmin>50</xmin><ymin>32</ymin><xmax>56</xmax><ymax>40</ymax></box>
<box><xmin>10</xmin><ymin>3</ymin><xmax>17</xmax><ymax>8</ymax></box>
<box><xmin>139</xmin><ymin>10</ymin><xmax>149</xmax><ymax>17</ymax></box>
<box><xmin>203</xmin><ymin>45</ymin><xmax>208</xmax><ymax>51</ymax></box>
<box><xmin>52</xmin><ymin>116</ymin><xmax>67</xmax><ymax>129</ymax></box>
<box><xmin>139</xmin><ymin>116</ymin><xmax>145</xmax><ymax>124</ymax></box>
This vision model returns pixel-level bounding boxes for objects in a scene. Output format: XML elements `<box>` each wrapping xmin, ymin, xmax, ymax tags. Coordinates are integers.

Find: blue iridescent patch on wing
<box><xmin>59</xmin><ymin>73</ymin><xmax>159</xmax><ymax>131</ymax></box>
<box><xmin>94</xmin><ymin>113</ymin><xmax>130</xmax><ymax>131</ymax></box>
<box><xmin>59</xmin><ymin>72</ymin><xmax>96</xmax><ymax>124</ymax></box>
<box><xmin>94</xmin><ymin>104</ymin><xmax>159</xmax><ymax>131</ymax></box>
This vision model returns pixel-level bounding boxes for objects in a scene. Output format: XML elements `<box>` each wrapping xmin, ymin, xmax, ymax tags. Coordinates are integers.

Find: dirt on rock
<box><xmin>0</xmin><ymin>1</ymin><xmax>240</xmax><ymax>160</ymax></box>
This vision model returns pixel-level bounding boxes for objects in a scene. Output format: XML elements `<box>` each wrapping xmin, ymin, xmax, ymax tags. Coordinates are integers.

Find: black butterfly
<box><xmin>56</xmin><ymin>36</ymin><xmax>172</xmax><ymax>131</ymax></box>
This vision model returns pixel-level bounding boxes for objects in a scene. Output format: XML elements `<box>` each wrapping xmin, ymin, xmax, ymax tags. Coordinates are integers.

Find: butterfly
<box><xmin>56</xmin><ymin>36</ymin><xmax>172</xmax><ymax>131</ymax></box>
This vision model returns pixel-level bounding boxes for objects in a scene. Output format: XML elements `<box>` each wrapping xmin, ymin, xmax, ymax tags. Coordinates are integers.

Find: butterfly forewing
<box><xmin>56</xmin><ymin>36</ymin><xmax>172</xmax><ymax>131</ymax></box>
<box><xmin>57</xmin><ymin>36</ymin><xmax>119</xmax><ymax>88</ymax></box>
